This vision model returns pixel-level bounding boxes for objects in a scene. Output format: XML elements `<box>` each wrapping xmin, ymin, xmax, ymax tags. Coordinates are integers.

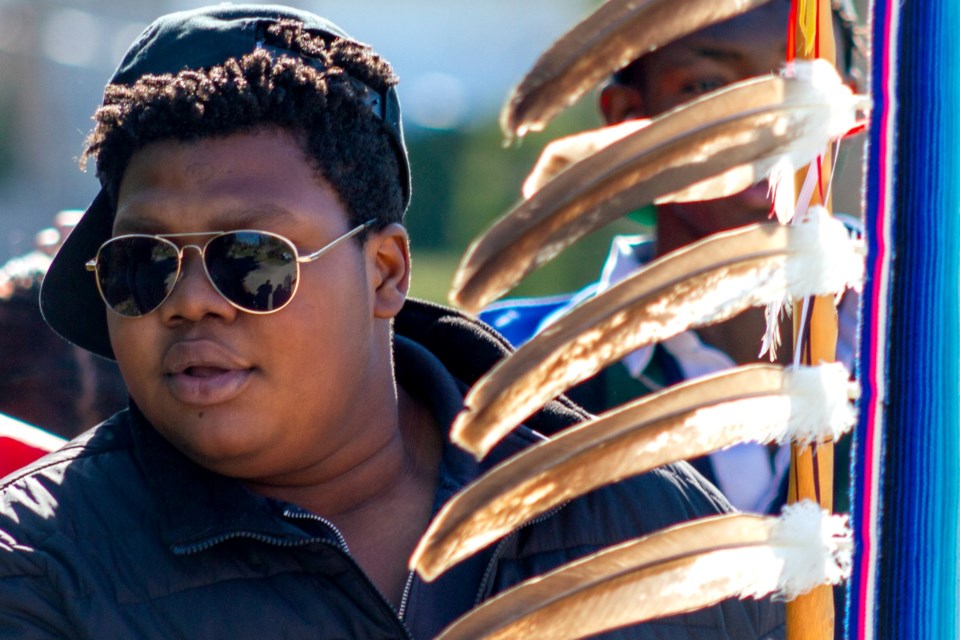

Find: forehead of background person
<box><xmin>683</xmin><ymin>2</ymin><xmax>791</xmax><ymax>45</ymax></box>
<box><xmin>621</xmin><ymin>3</ymin><xmax>787</xmax><ymax>115</ymax></box>
<box><xmin>645</xmin><ymin>2</ymin><xmax>791</xmax><ymax>71</ymax></box>
<box><xmin>631</xmin><ymin>1</ymin><xmax>853</xmax><ymax>80</ymax></box>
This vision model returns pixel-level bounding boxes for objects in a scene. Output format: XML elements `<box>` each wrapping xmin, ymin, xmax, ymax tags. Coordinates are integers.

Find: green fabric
<box><xmin>626</xmin><ymin>204</ymin><xmax>657</xmax><ymax>229</ymax></box>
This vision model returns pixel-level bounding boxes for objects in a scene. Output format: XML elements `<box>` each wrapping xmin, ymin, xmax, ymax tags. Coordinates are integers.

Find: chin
<box><xmin>156</xmin><ymin>411</ymin><xmax>275</xmax><ymax>473</ymax></box>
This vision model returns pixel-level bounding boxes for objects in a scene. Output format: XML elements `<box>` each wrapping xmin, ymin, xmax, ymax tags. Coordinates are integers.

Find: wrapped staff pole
<box><xmin>786</xmin><ymin>1</ymin><xmax>840</xmax><ymax>639</ymax></box>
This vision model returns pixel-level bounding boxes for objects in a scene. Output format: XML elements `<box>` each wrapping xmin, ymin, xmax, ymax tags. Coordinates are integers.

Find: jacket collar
<box><xmin>130</xmin><ymin>405</ymin><xmax>313</xmax><ymax>552</ymax></box>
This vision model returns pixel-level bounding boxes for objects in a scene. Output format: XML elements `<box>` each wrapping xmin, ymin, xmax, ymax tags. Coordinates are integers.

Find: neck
<box><xmin>244</xmin><ymin>383</ymin><xmax>442</xmax><ymax>605</ymax></box>
<box><xmin>695</xmin><ymin>308</ymin><xmax>793</xmax><ymax>366</ymax></box>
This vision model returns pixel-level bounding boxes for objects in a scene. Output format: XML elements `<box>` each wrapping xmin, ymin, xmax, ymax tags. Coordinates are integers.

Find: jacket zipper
<box><xmin>281</xmin><ymin>507</ymin><xmax>351</xmax><ymax>553</ymax></box>
<box><xmin>397</xmin><ymin>568</ymin><xmax>417</xmax><ymax>620</ymax></box>
<box><xmin>172</xmin><ymin>518</ymin><xmax>414</xmax><ymax>639</ymax></box>
<box><xmin>474</xmin><ymin>506</ymin><xmax>567</xmax><ymax>606</ymax></box>
<box><xmin>172</xmin><ymin>530</ymin><xmax>307</xmax><ymax>555</ymax></box>
<box><xmin>284</xmin><ymin>507</ymin><xmax>418</xmax><ymax>622</ymax></box>
<box><xmin>284</xmin><ymin>508</ymin><xmax>419</xmax><ymax>623</ymax></box>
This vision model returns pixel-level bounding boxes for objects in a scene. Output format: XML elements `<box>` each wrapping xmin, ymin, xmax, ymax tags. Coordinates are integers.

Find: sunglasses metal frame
<box><xmin>85</xmin><ymin>220</ymin><xmax>375</xmax><ymax>317</ymax></box>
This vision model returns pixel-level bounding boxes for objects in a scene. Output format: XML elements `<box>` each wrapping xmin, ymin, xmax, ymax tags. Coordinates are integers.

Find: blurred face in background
<box><xmin>599</xmin><ymin>1</ymin><xmax>850</xmax><ymax>251</ymax></box>
<box><xmin>597</xmin><ymin>1</ymin><xmax>860</xmax><ymax>363</ymax></box>
<box><xmin>0</xmin><ymin>286</ymin><xmax>127</xmax><ymax>437</ymax></box>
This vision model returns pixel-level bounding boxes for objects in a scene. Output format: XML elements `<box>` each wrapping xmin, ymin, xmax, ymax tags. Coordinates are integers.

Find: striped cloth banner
<box><xmin>848</xmin><ymin>1</ymin><xmax>960</xmax><ymax>638</ymax></box>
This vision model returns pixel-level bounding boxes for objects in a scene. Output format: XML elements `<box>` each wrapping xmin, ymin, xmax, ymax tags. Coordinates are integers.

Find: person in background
<box><xmin>481</xmin><ymin>0</ymin><xmax>863</xmax><ymax>516</ymax></box>
<box><xmin>0</xmin><ymin>5</ymin><xmax>783</xmax><ymax>638</ymax></box>
<box><xmin>0</xmin><ymin>219</ymin><xmax>127</xmax><ymax>439</ymax></box>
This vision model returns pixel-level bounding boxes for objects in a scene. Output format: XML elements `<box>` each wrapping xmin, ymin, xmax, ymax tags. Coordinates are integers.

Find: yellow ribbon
<box><xmin>798</xmin><ymin>0</ymin><xmax>819</xmax><ymax>55</ymax></box>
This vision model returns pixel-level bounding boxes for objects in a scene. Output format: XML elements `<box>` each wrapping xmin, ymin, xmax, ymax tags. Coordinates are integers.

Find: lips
<box><xmin>163</xmin><ymin>340</ymin><xmax>254</xmax><ymax>406</ymax></box>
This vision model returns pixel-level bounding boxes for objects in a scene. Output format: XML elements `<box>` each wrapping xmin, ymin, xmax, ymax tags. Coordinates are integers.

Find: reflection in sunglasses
<box><xmin>86</xmin><ymin>222</ymin><xmax>373</xmax><ymax>317</ymax></box>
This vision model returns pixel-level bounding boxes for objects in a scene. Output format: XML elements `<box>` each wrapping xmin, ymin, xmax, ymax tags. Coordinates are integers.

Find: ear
<box><xmin>599</xmin><ymin>83</ymin><xmax>647</xmax><ymax>125</ymax></box>
<box><xmin>364</xmin><ymin>223</ymin><xmax>411</xmax><ymax>319</ymax></box>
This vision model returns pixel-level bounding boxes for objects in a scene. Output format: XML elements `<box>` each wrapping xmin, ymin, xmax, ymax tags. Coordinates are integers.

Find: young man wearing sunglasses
<box><xmin>0</xmin><ymin>5</ymin><xmax>783</xmax><ymax>638</ymax></box>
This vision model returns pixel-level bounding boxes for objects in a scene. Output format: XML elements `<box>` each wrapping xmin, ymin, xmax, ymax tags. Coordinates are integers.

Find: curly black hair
<box><xmin>83</xmin><ymin>20</ymin><xmax>403</xmax><ymax>233</ymax></box>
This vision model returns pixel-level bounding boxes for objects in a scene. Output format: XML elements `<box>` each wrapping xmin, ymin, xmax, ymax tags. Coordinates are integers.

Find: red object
<box><xmin>787</xmin><ymin>0</ymin><xmax>798</xmax><ymax>64</ymax></box>
<box><xmin>815</xmin><ymin>0</ymin><xmax>821</xmax><ymax>59</ymax></box>
<box><xmin>0</xmin><ymin>415</ymin><xmax>65</xmax><ymax>477</ymax></box>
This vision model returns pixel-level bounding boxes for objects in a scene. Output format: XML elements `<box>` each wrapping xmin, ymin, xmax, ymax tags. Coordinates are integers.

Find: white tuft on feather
<box><xmin>768</xmin><ymin>157</ymin><xmax>797</xmax><ymax>225</ymax></box>
<box><xmin>783</xmin><ymin>363</ymin><xmax>859</xmax><ymax>444</ymax></box>
<box><xmin>760</xmin><ymin>209</ymin><xmax>863</xmax><ymax>361</ymax></box>
<box><xmin>759</xmin><ymin>299</ymin><xmax>790</xmax><ymax>361</ymax></box>
<box><xmin>763</xmin><ymin>60</ymin><xmax>863</xmax><ymax>226</ymax></box>
<box><xmin>788</xmin><ymin>59</ymin><xmax>862</xmax><ymax>139</ymax></box>
<box><xmin>787</xmin><ymin>206</ymin><xmax>865</xmax><ymax>298</ymax></box>
<box><xmin>770</xmin><ymin>500</ymin><xmax>853</xmax><ymax>599</ymax></box>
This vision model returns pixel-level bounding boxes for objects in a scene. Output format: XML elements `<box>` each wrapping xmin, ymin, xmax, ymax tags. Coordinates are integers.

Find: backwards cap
<box><xmin>40</xmin><ymin>4</ymin><xmax>409</xmax><ymax>360</ymax></box>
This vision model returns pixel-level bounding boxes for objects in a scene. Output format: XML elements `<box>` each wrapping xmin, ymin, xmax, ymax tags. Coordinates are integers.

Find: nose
<box><xmin>159</xmin><ymin>245</ymin><xmax>238</xmax><ymax>325</ymax></box>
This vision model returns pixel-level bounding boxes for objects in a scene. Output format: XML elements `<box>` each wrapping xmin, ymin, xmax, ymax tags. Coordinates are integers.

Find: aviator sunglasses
<box><xmin>85</xmin><ymin>221</ymin><xmax>374</xmax><ymax>317</ymax></box>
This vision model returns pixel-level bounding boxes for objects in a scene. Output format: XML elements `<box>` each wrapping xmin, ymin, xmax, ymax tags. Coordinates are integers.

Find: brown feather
<box><xmin>456</xmin><ymin>71</ymin><xmax>863</xmax><ymax>313</ymax></box>
<box><xmin>433</xmin><ymin>514</ymin><xmax>776</xmax><ymax>640</ymax></box>
<box><xmin>501</xmin><ymin>0</ymin><xmax>772</xmax><ymax>140</ymax></box>
<box><xmin>451</xmin><ymin>220</ymin><xmax>863</xmax><ymax>459</ymax></box>
<box><xmin>414</xmin><ymin>365</ymin><xmax>794</xmax><ymax>581</ymax></box>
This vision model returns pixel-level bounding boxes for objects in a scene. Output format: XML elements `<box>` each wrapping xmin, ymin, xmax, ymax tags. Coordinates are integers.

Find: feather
<box><xmin>455</xmin><ymin>61</ymin><xmax>866</xmax><ymax>313</ymax></box>
<box><xmin>412</xmin><ymin>363</ymin><xmax>857</xmax><ymax>581</ymax></box>
<box><xmin>433</xmin><ymin>501</ymin><xmax>851</xmax><ymax>640</ymax></box>
<box><xmin>452</xmin><ymin>218</ymin><xmax>864</xmax><ymax>459</ymax></box>
<box><xmin>520</xmin><ymin>120</ymin><xmax>650</xmax><ymax>200</ymax></box>
<box><xmin>500</xmin><ymin>0</ymin><xmax>772</xmax><ymax>140</ymax></box>
<box><xmin>761</xmin><ymin>205</ymin><xmax>852</xmax><ymax>361</ymax></box>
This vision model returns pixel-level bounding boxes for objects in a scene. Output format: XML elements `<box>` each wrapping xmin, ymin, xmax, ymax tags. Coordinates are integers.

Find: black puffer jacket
<box><xmin>0</xmin><ymin>300</ymin><xmax>784</xmax><ymax>639</ymax></box>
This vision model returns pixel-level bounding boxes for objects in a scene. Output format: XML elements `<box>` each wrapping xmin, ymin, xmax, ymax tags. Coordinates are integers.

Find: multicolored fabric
<box><xmin>849</xmin><ymin>2</ymin><xmax>960</xmax><ymax>638</ymax></box>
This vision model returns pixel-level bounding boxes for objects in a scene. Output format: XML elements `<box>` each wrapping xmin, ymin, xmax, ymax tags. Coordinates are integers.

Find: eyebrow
<box><xmin>689</xmin><ymin>45</ymin><xmax>747</xmax><ymax>64</ymax></box>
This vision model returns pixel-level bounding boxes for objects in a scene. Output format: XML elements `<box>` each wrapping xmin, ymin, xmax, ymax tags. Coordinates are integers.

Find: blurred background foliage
<box><xmin>403</xmin><ymin>98</ymin><xmax>645</xmax><ymax>304</ymax></box>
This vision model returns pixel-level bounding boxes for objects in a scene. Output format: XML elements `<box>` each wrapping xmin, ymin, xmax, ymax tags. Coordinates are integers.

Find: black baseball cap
<box><xmin>40</xmin><ymin>4</ymin><xmax>410</xmax><ymax>360</ymax></box>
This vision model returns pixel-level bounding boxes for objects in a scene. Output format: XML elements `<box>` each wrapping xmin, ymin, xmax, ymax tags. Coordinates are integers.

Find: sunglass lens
<box><xmin>97</xmin><ymin>237</ymin><xmax>179</xmax><ymax>317</ymax></box>
<box><xmin>204</xmin><ymin>232</ymin><xmax>298</xmax><ymax>312</ymax></box>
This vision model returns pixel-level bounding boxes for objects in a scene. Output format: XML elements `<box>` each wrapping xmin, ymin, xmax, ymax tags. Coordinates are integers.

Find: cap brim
<box><xmin>40</xmin><ymin>188</ymin><xmax>117</xmax><ymax>360</ymax></box>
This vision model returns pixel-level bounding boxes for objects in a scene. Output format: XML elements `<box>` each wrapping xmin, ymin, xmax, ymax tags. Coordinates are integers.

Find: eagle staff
<box><xmin>786</xmin><ymin>1</ymin><xmax>841</xmax><ymax>639</ymax></box>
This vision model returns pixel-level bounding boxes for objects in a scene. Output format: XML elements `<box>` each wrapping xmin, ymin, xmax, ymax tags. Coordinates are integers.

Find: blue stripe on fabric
<box><xmin>865</xmin><ymin>1</ymin><xmax>960</xmax><ymax>638</ymax></box>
